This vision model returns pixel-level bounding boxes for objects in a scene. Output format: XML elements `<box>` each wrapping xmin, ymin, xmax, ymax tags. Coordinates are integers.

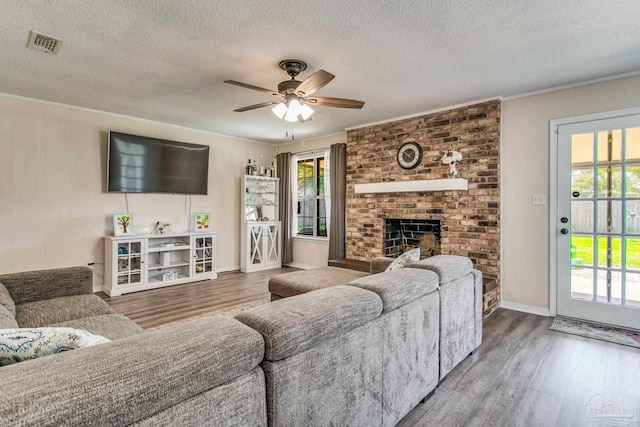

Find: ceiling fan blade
<box><xmin>224</xmin><ymin>80</ymin><xmax>282</xmax><ymax>97</ymax></box>
<box><xmin>295</xmin><ymin>70</ymin><xmax>335</xmax><ymax>96</ymax></box>
<box><xmin>234</xmin><ymin>101</ymin><xmax>281</xmax><ymax>112</ymax></box>
<box><xmin>305</xmin><ymin>96</ymin><xmax>365</xmax><ymax>109</ymax></box>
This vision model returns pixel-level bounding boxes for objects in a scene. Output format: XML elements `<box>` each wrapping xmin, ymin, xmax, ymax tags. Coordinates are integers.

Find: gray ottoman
<box><xmin>269</xmin><ymin>267</ymin><xmax>369</xmax><ymax>300</ymax></box>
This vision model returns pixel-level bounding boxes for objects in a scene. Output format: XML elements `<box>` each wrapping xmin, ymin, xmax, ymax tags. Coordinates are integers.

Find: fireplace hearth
<box><xmin>384</xmin><ymin>219</ymin><xmax>441</xmax><ymax>258</ymax></box>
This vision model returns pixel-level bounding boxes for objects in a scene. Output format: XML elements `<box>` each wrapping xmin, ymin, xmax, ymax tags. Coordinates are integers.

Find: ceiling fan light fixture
<box><xmin>226</xmin><ymin>59</ymin><xmax>364</xmax><ymax>122</ymax></box>
<box><xmin>284</xmin><ymin>110</ymin><xmax>298</xmax><ymax>123</ymax></box>
<box><xmin>272</xmin><ymin>103</ymin><xmax>287</xmax><ymax>119</ymax></box>
<box><xmin>300</xmin><ymin>103</ymin><xmax>314</xmax><ymax>120</ymax></box>
<box><xmin>284</xmin><ymin>98</ymin><xmax>303</xmax><ymax>122</ymax></box>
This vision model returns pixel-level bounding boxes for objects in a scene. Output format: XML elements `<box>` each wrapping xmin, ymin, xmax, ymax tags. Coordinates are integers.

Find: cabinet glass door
<box><xmin>266</xmin><ymin>224</ymin><xmax>280</xmax><ymax>263</ymax></box>
<box><xmin>244</xmin><ymin>176</ymin><xmax>279</xmax><ymax>222</ymax></box>
<box><xmin>193</xmin><ymin>235</ymin><xmax>214</xmax><ymax>276</ymax></box>
<box><xmin>116</xmin><ymin>240</ymin><xmax>143</xmax><ymax>286</ymax></box>
<box><xmin>249</xmin><ymin>226</ymin><xmax>264</xmax><ymax>265</ymax></box>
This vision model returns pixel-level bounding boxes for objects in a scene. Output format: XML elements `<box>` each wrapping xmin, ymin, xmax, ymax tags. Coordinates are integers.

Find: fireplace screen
<box><xmin>384</xmin><ymin>219</ymin><xmax>441</xmax><ymax>258</ymax></box>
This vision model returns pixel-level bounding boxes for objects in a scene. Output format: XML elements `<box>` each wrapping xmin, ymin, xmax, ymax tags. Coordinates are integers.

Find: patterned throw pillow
<box><xmin>385</xmin><ymin>248</ymin><xmax>421</xmax><ymax>272</ymax></box>
<box><xmin>0</xmin><ymin>327</ymin><xmax>110</xmax><ymax>366</ymax></box>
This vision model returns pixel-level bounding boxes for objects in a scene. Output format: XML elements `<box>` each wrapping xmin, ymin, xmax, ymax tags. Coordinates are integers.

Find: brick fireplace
<box><xmin>345</xmin><ymin>100</ymin><xmax>500</xmax><ymax>315</ymax></box>
<box><xmin>384</xmin><ymin>218</ymin><xmax>441</xmax><ymax>258</ymax></box>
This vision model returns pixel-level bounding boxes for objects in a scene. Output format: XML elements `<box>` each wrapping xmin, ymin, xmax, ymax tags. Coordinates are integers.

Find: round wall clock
<box><xmin>397</xmin><ymin>142</ymin><xmax>423</xmax><ymax>170</ymax></box>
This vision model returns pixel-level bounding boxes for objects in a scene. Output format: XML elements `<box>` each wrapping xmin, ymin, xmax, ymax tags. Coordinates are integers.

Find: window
<box><xmin>296</xmin><ymin>155</ymin><xmax>327</xmax><ymax>237</ymax></box>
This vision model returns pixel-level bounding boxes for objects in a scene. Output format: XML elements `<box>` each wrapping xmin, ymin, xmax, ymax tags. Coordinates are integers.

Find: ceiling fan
<box><xmin>224</xmin><ymin>59</ymin><xmax>365</xmax><ymax>123</ymax></box>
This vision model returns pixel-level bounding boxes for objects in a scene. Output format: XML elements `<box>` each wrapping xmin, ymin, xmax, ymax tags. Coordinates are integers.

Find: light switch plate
<box><xmin>532</xmin><ymin>194</ymin><xmax>546</xmax><ymax>206</ymax></box>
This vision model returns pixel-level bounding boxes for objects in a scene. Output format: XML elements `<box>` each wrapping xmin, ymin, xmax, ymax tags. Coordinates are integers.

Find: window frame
<box><xmin>295</xmin><ymin>153</ymin><xmax>328</xmax><ymax>239</ymax></box>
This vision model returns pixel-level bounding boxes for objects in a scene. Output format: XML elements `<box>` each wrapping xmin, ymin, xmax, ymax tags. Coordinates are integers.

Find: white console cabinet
<box><xmin>241</xmin><ymin>176</ymin><xmax>282</xmax><ymax>272</ymax></box>
<box><xmin>241</xmin><ymin>222</ymin><xmax>282</xmax><ymax>272</ymax></box>
<box><xmin>104</xmin><ymin>232</ymin><xmax>216</xmax><ymax>296</ymax></box>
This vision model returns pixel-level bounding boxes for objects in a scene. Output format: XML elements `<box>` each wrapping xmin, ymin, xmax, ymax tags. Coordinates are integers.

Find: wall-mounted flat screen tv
<box><xmin>107</xmin><ymin>131</ymin><xmax>209</xmax><ymax>195</ymax></box>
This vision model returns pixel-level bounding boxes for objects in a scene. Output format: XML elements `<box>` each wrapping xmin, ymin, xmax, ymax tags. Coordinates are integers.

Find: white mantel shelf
<box><xmin>354</xmin><ymin>178</ymin><xmax>468</xmax><ymax>194</ymax></box>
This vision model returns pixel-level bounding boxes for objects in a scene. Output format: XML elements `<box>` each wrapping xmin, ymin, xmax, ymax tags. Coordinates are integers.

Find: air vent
<box><xmin>27</xmin><ymin>31</ymin><xmax>63</xmax><ymax>54</ymax></box>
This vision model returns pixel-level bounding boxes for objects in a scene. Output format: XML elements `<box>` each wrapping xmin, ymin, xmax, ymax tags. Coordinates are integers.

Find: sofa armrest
<box><xmin>347</xmin><ymin>268</ymin><xmax>439</xmax><ymax>312</ymax></box>
<box><xmin>407</xmin><ymin>255</ymin><xmax>473</xmax><ymax>284</ymax></box>
<box><xmin>0</xmin><ymin>315</ymin><xmax>265</xmax><ymax>426</ymax></box>
<box><xmin>370</xmin><ymin>257</ymin><xmax>393</xmax><ymax>274</ymax></box>
<box><xmin>0</xmin><ymin>266</ymin><xmax>93</xmax><ymax>304</ymax></box>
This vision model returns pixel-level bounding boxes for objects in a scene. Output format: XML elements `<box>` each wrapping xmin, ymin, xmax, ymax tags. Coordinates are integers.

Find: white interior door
<box><xmin>556</xmin><ymin>114</ymin><xmax>640</xmax><ymax>330</ymax></box>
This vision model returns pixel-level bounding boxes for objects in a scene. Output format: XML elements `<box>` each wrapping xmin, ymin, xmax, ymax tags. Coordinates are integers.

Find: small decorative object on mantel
<box><xmin>113</xmin><ymin>214</ymin><xmax>134</xmax><ymax>236</ymax></box>
<box><xmin>441</xmin><ymin>150</ymin><xmax>462</xmax><ymax>177</ymax></box>
<box><xmin>156</xmin><ymin>222</ymin><xmax>172</xmax><ymax>234</ymax></box>
<box><xmin>194</xmin><ymin>213</ymin><xmax>210</xmax><ymax>232</ymax></box>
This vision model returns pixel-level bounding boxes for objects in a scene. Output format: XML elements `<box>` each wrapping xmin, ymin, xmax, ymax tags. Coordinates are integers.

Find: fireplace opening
<box><xmin>384</xmin><ymin>219</ymin><xmax>441</xmax><ymax>258</ymax></box>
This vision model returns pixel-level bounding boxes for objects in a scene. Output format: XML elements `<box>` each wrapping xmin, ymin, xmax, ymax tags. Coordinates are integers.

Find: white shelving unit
<box><xmin>104</xmin><ymin>232</ymin><xmax>217</xmax><ymax>296</ymax></box>
<box><xmin>241</xmin><ymin>175</ymin><xmax>282</xmax><ymax>272</ymax></box>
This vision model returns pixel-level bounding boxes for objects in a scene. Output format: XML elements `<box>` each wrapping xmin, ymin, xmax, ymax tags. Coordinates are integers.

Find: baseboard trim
<box><xmin>217</xmin><ymin>265</ymin><xmax>240</xmax><ymax>273</ymax></box>
<box><xmin>285</xmin><ymin>263</ymin><xmax>318</xmax><ymax>270</ymax></box>
<box><xmin>93</xmin><ymin>284</ymin><xmax>103</xmax><ymax>293</ymax></box>
<box><xmin>500</xmin><ymin>301</ymin><xmax>550</xmax><ymax>317</ymax></box>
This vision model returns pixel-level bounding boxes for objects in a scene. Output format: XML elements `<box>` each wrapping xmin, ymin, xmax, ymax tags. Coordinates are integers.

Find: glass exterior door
<box><xmin>557</xmin><ymin>115</ymin><xmax>640</xmax><ymax>330</ymax></box>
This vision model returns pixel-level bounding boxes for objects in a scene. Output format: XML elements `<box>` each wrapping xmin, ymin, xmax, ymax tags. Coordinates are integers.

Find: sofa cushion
<box><xmin>0</xmin><ymin>316</ymin><xmax>265</xmax><ymax>426</ymax></box>
<box><xmin>385</xmin><ymin>248</ymin><xmax>420</xmax><ymax>271</ymax></box>
<box><xmin>408</xmin><ymin>254</ymin><xmax>473</xmax><ymax>283</ymax></box>
<box><xmin>15</xmin><ymin>294</ymin><xmax>116</xmax><ymax>328</ymax></box>
<box><xmin>50</xmin><ymin>314</ymin><xmax>144</xmax><ymax>340</ymax></box>
<box><xmin>0</xmin><ymin>266</ymin><xmax>93</xmax><ymax>305</ymax></box>
<box><xmin>0</xmin><ymin>282</ymin><xmax>15</xmax><ymax>317</ymax></box>
<box><xmin>0</xmin><ymin>327</ymin><xmax>110</xmax><ymax>366</ymax></box>
<box><xmin>0</xmin><ymin>305</ymin><xmax>19</xmax><ymax>329</ymax></box>
<box><xmin>347</xmin><ymin>268</ymin><xmax>439</xmax><ymax>312</ymax></box>
<box><xmin>236</xmin><ymin>285</ymin><xmax>382</xmax><ymax>361</ymax></box>
<box><xmin>268</xmin><ymin>267</ymin><xmax>368</xmax><ymax>298</ymax></box>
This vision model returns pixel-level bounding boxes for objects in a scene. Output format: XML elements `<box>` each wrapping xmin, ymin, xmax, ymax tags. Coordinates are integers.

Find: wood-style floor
<box><xmin>98</xmin><ymin>267</ymin><xmax>296</xmax><ymax>329</ymax></box>
<box><xmin>100</xmin><ymin>269</ymin><xmax>640</xmax><ymax>426</ymax></box>
<box><xmin>399</xmin><ymin>309</ymin><xmax>640</xmax><ymax>427</ymax></box>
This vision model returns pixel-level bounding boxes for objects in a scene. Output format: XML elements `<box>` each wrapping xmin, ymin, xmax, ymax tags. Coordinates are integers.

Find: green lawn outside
<box><xmin>572</xmin><ymin>235</ymin><xmax>640</xmax><ymax>269</ymax></box>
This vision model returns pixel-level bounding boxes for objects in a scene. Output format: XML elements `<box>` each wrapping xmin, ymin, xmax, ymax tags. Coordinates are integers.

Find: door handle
<box><xmin>560</xmin><ymin>217</ymin><xmax>568</xmax><ymax>223</ymax></box>
<box><xmin>560</xmin><ymin>228</ymin><xmax>569</xmax><ymax>235</ymax></box>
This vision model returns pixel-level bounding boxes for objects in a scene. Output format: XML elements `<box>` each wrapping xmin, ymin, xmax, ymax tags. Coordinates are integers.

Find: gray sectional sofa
<box><xmin>0</xmin><ymin>267</ymin><xmax>267</xmax><ymax>426</ymax></box>
<box><xmin>0</xmin><ymin>256</ymin><xmax>481</xmax><ymax>426</ymax></box>
<box><xmin>262</xmin><ymin>254</ymin><xmax>483</xmax><ymax>425</ymax></box>
<box><xmin>239</xmin><ymin>268</ymin><xmax>442</xmax><ymax>427</ymax></box>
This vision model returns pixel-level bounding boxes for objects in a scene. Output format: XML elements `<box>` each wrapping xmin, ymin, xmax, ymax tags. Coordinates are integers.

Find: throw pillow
<box><xmin>0</xmin><ymin>327</ymin><xmax>110</xmax><ymax>366</ymax></box>
<box><xmin>385</xmin><ymin>248</ymin><xmax>421</xmax><ymax>272</ymax></box>
<box><xmin>0</xmin><ymin>282</ymin><xmax>15</xmax><ymax>317</ymax></box>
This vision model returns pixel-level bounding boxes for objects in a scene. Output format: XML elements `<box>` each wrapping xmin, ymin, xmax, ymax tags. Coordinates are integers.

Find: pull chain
<box><xmin>285</xmin><ymin>124</ymin><xmax>296</xmax><ymax>141</ymax></box>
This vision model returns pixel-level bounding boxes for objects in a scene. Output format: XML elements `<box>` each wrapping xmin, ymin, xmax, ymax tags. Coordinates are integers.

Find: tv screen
<box><xmin>107</xmin><ymin>131</ymin><xmax>209</xmax><ymax>195</ymax></box>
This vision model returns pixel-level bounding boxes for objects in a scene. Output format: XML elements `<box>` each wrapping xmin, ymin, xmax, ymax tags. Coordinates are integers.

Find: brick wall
<box><xmin>346</xmin><ymin>100</ymin><xmax>500</xmax><ymax>304</ymax></box>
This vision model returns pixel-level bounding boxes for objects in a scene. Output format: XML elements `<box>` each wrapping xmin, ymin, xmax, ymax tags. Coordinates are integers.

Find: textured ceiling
<box><xmin>1</xmin><ymin>1</ymin><xmax>639</xmax><ymax>143</ymax></box>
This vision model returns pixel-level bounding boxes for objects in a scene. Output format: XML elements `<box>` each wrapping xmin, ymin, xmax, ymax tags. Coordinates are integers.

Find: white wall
<box><xmin>0</xmin><ymin>94</ymin><xmax>275</xmax><ymax>283</ymax></box>
<box><xmin>277</xmin><ymin>133</ymin><xmax>346</xmax><ymax>268</ymax></box>
<box><xmin>501</xmin><ymin>74</ymin><xmax>640</xmax><ymax>312</ymax></box>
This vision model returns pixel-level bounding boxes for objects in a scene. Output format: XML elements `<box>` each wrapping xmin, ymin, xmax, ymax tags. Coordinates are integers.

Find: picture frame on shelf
<box><xmin>113</xmin><ymin>214</ymin><xmax>134</xmax><ymax>237</ymax></box>
<box><xmin>194</xmin><ymin>212</ymin><xmax>211</xmax><ymax>232</ymax></box>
